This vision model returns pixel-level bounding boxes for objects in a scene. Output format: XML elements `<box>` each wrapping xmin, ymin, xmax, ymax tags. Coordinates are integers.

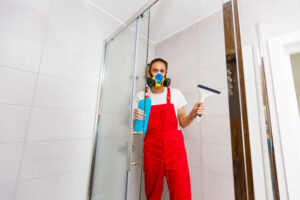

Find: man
<box><xmin>133</xmin><ymin>58</ymin><xmax>205</xmax><ymax>200</ymax></box>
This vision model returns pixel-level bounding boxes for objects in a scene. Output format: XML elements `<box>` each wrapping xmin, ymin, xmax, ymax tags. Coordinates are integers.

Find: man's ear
<box><xmin>146</xmin><ymin>65</ymin><xmax>151</xmax><ymax>77</ymax></box>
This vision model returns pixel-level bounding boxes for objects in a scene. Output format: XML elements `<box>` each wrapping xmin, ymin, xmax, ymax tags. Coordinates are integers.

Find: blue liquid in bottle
<box><xmin>134</xmin><ymin>97</ymin><xmax>151</xmax><ymax>133</ymax></box>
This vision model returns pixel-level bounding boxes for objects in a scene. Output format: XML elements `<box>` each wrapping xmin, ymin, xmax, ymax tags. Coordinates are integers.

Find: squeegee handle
<box><xmin>196</xmin><ymin>114</ymin><xmax>202</xmax><ymax>122</ymax></box>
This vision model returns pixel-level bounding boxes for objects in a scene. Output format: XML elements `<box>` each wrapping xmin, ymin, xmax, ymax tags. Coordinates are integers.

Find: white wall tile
<box><xmin>16</xmin><ymin>169</ymin><xmax>89</xmax><ymax>200</ymax></box>
<box><xmin>183</xmin><ymin>120</ymin><xmax>201</xmax><ymax>141</ymax></box>
<box><xmin>19</xmin><ymin>140</ymin><xmax>92</xmax><ymax>180</ymax></box>
<box><xmin>0</xmin><ymin>66</ymin><xmax>36</xmax><ymax>105</ymax></box>
<box><xmin>92</xmin><ymin>187</ymin><xmax>124</xmax><ymax>200</ymax></box>
<box><xmin>189</xmin><ymin>166</ymin><xmax>202</xmax><ymax>197</ymax></box>
<box><xmin>198</xmin><ymin>63</ymin><xmax>227</xmax><ymax>90</ymax></box>
<box><xmin>0</xmin><ymin>104</ymin><xmax>31</xmax><ymax>143</ymax></box>
<box><xmin>50</xmin><ymin>0</ymin><xmax>103</xmax><ymax>38</ymax></box>
<box><xmin>177</xmin><ymin>29</ymin><xmax>198</xmax><ymax>55</ymax></box>
<box><xmin>171</xmin><ymin>71</ymin><xmax>199</xmax><ymax>94</ymax></box>
<box><xmin>0</xmin><ymin>182</ymin><xmax>16</xmax><ymax>200</ymax></box>
<box><xmin>185</xmin><ymin>141</ymin><xmax>201</xmax><ymax>168</ymax></box>
<box><xmin>0</xmin><ymin>143</ymin><xmax>24</xmax><ymax>184</ymax></box>
<box><xmin>202</xmin><ymin>171</ymin><xmax>234</xmax><ymax>200</ymax></box>
<box><xmin>46</xmin><ymin>20</ymin><xmax>102</xmax><ymax>62</ymax></box>
<box><xmin>201</xmin><ymin>142</ymin><xmax>233</xmax><ymax>177</ymax></box>
<box><xmin>27</xmin><ymin>107</ymin><xmax>95</xmax><ymax>141</ymax></box>
<box><xmin>202</xmin><ymin>0</ymin><xmax>222</xmax><ymax>14</ymax></box>
<box><xmin>198</xmin><ymin>39</ymin><xmax>226</xmax><ymax>68</ymax></box>
<box><xmin>0</xmin><ymin>0</ymin><xmax>49</xmax><ymax>42</ymax></box>
<box><xmin>167</xmin><ymin>50</ymin><xmax>198</xmax><ymax>77</ymax></box>
<box><xmin>33</xmin><ymin>75</ymin><xmax>98</xmax><ymax>111</ymax></box>
<box><xmin>183</xmin><ymin>92</ymin><xmax>201</xmax><ymax>115</ymax></box>
<box><xmin>0</xmin><ymin>29</ymin><xmax>43</xmax><ymax>72</ymax></box>
<box><xmin>202</xmin><ymin>90</ymin><xmax>229</xmax><ymax>116</ymax></box>
<box><xmin>11</xmin><ymin>0</ymin><xmax>53</xmax><ymax>15</ymax></box>
<box><xmin>160</xmin><ymin>37</ymin><xmax>181</xmax><ymax>61</ymax></box>
<box><xmin>201</xmin><ymin>115</ymin><xmax>231</xmax><ymax>145</ymax></box>
<box><xmin>40</xmin><ymin>45</ymin><xmax>100</xmax><ymax>84</ymax></box>
<box><xmin>198</xmin><ymin>10</ymin><xmax>224</xmax><ymax>45</ymax></box>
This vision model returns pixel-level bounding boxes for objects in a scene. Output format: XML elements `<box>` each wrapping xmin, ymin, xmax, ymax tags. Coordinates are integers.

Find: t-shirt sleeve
<box><xmin>175</xmin><ymin>89</ymin><xmax>187</xmax><ymax>110</ymax></box>
<box><xmin>133</xmin><ymin>90</ymin><xmax>143</xmax><ymax>109</ymax></box>
<box><xmin>133</xmin><ymin>93</ymin><xmax>139</xmax><ymax>110</ymax></box>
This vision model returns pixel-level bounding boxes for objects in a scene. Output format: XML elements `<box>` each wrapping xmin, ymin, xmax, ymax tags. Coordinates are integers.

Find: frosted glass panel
<box><xmin>90</xmin><ymin>9</ymin><xmax>150</xmax><ymax>200</ymax></box>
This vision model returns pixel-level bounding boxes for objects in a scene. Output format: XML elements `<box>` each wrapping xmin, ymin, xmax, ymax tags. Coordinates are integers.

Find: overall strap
<box><xmin>167</xmin><ymin>87</ymin><xmax>171</xmax><ymax>104</ymax></box>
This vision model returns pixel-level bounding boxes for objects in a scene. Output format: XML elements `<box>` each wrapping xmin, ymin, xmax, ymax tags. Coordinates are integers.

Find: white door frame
<box><xmin>267</xmin><ymin>30</ymin><xmax>300</xmax><ymax>200</ymax></box>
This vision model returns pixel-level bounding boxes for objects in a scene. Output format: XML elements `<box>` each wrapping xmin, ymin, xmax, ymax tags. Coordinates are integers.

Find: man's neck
<box><xmin>150</xmin><ymin>87</ymin><xmax>164</xmax><ymax>94</ymax></box>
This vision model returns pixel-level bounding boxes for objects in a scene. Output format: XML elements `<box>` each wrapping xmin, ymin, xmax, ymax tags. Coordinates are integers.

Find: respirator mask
<box><xmin>146</xmin><ymin>72</ymin><xmax>171</xmax><ymax>88</ymax></box>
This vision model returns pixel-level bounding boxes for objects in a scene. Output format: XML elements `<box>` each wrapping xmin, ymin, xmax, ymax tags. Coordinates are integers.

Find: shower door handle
<box><xmin>127</xmin><ymin>128</ymin><xmax>143</xmax><ymax>171</ymax></box>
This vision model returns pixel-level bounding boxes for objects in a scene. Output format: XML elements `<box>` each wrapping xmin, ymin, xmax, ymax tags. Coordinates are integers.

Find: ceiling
<box><xmin>88</xmin><ymin>0</ymin><xmax>222</xmax><ymax>44</ymax></box>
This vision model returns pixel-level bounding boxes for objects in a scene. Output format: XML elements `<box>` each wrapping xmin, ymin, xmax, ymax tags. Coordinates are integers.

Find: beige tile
<box><xmin>201</xmin><ymin>115</ymin><xmax>231</xmax><ymax>145</ymax></box>
<box><xmin>201</xmin><ymin>142</ymin><xmax>233</xmax><ymax>177</ymax></box>
<box><xmin>0</xmin><ymin>0</ymin><xmax>49</xmax><ymax>41</ymax></box>
<box><xmin>0</xmin><ymin>29</ymin><xmax>43</xmax><ymax>72</ymax></box>
<box><xmin>0</xmin><ymin>143</ymin><xmax>24</xmax><ymax>184</ymax></box>
<box><xmin>0</xmin><ymin>182</ymin><xmax>16</xmax><ymax>200</ymax></box>
<box><xmin>33</xmin><ymin>74</ymin><xmax>98</xmax><ymax>111</ymax></box>
<box><xmin>0</xmin><ymin>67</ymin><xmax>36</xmax><ymax>106</ymax></box>
<box><xmin>0</xmin><ymin>104</ymin><xmax>31</xmax><ymax>143</ymax></box>
<box><xmin>16</xmin><ymin>169</ymin><xmax>89</xmax><ymax>200</ymax></box>
<box><xmin>27</xmin><ymin>107</ymin><xmax>95</xmax><ymax>141</ymax></box>
<box><xmin>19</xmin><ymin>140</ymin><xmax>92</xmax><ymax>180</ymax></box>
<box><xmin>202</xmin><ymin>171</ymin><xmax>234</xmax><ymax>200</ymax></box>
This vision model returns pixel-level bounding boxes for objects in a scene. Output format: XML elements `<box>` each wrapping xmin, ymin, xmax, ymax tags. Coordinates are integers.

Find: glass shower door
<box><xmin>89</xmin><ymin>9</ymin><xmax>150</xmax><ymax>200</ymax></box>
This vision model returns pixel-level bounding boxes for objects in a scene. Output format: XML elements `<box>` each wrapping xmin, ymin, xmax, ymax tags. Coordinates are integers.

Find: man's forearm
<box><xmin>180</xmin><ymin>114</ymin><xmax>195</xmax><ymax>128</ymax></box>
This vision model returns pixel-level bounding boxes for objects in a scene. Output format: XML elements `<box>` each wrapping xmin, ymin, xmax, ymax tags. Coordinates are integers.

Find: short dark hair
<box><xmin>149</xmin><ymin>58</ymin><xmax>168</xmax><ymax>72</ymax></box>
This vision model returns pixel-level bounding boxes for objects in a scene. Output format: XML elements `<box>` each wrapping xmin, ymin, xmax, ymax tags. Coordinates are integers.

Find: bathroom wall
<box><xmin>0</xmin><ymin>0</ymin><xmax>120</xmax><ymax>199</ymax></box>
<box><xmin>154</xmin><ymin>10</ymin><xmax>234</xmax><ymax>200</ymax></box>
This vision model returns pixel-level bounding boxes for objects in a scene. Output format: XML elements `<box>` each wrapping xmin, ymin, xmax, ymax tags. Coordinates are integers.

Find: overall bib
<box><xmin>143</xmin><ymin>88</ymin><xmax>191</xmax><ymax>200</ymax></box>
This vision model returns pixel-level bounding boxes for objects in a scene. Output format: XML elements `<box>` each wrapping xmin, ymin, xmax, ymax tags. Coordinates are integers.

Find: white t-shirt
<box><xmin>133</xmin><ymin>87</ymin><xmax>187</xmax><ymax>129</ymax></box>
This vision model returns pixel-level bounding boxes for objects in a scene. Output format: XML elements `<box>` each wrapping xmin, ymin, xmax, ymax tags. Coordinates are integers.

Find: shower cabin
<box><xmin>88</xmin><ymin>6</ymin><xmax>152</xmax><ymax>200</ymax></box>
<box><xmin>87</xmin><ymin>0</ymin><xmax>286</xmax><ymax>199</ymax></box>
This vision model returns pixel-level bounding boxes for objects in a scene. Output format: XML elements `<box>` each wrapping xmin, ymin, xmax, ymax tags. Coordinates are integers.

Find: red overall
<box><xmin>143</xmin><ymin>88</ymin><xmax>191</xmax><ymax>200</ymax></box>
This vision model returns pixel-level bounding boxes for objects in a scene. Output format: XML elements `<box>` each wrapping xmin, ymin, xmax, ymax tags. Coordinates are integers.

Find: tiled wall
<box><xmin>155</xmin><ymin>10</ymin><xmax>234</xmax><ymax>200</ymax></box>
<box><xmin>0</xmin><ymin>0</ymin><xmax>118</xmax><ymax>199</ymax></box>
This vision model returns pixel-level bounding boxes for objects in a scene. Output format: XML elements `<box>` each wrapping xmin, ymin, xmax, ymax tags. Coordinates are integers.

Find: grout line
<box><xmin>12</xmin><ymin>0</ymin><xmax>56</xmax><ymax>198</ymax></box>
<box><xmin>202</xmin><ymin>168</ymin><xmax>234</xmax><ymax>179</ymax></box>
<box><xmin>0</xmin><ymin>27</ymin><xmax>45</xmax><ymax>44</ymax></box>
<box><xmin>0</xmin><ymin>18</ymin><xmax>103</xmax><ymax>63</ymax></box>
<box><xmin>0</xmin><ymin>64</ymin><xmax>99</xmax><ymax>87</ymax></box>
<box><xmin>41</xmin><ymin>44</ymin><xmax>102</xmax><ymax>65</ymax></box>
<box><xmin>0</xmin><ymin>137</ymin><xmax>93</xmax><ymax>145</ymax></box>
<box><xmin>0</xmin><ymin>65</ymin><xmax>37</xmax><ymax>74</ymax></box>
<box><xmin>15</xmin><ymin>166</ymin><xmax>90</xmax><ymax>184</ymax></box>
<box><xmin>0</xmin><ymin>102</ymin><xmax>96</xmax><ymax>113</ymax></box>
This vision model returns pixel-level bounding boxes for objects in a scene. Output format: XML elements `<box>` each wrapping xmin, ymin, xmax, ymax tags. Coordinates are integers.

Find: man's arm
<box><xmin>177</xmin><ymin>102</ymin><xmax>205</xmax><ymax>128</ymax></box>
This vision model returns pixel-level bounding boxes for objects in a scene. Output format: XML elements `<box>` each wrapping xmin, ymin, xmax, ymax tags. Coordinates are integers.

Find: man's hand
<box><xmin>189</xmin><ymin>102</ymin><xmax>205</xmax><ymax>119</ymax></box>
<box><xmin>133</xmin><ymin>108</ymin><xmax>145</xmax><ymax>120</ymax></box>
<box><xmin>177</xmin><ymin>102</ymin><xmax>205</xmax><ymax>128</ymax></box>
